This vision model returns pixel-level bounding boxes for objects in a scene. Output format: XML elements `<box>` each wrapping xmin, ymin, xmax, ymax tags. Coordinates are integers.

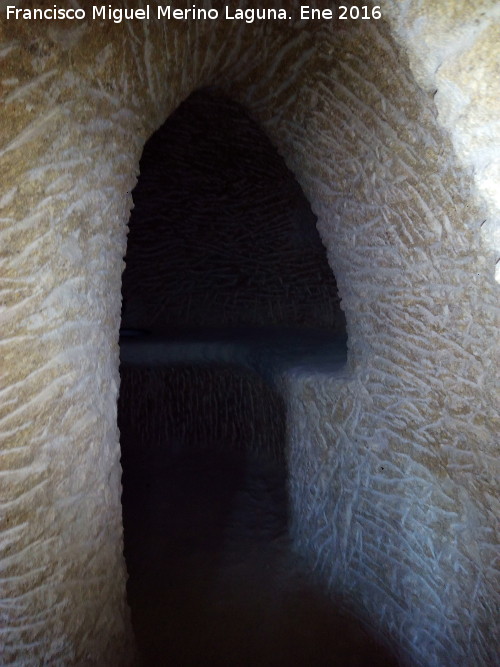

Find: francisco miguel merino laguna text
<box><xmin>5</xmin><ymin>5</ymin><xmax>375</xmax><ymax>23</ymax></box>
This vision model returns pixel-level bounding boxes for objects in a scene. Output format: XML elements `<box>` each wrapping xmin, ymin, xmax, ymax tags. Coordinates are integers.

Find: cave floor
<box><xmin>122</xmin><ymin>449</ymin><xmax>398</xmax><ymax>666</ymax></box>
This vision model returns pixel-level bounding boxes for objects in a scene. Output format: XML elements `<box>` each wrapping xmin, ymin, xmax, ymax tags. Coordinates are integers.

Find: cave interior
<box><xmin>118</xmin><ymin>89</ymin><xmax>395</xmax><ymax>665</ymax></box>
<box><xmin>2</xmin><ymin>4</ymin><xmax>498</xmax><ymax>665</ymax></box>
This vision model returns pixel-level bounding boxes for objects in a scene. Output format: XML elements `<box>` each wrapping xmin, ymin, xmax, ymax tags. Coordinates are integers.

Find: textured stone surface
<box><xmin>118</xmin><ymin>365</ymin><xmax>287</xmax><ymax>465</ymax></box>
<box><xmin>1</xmin><ymin>1</ymin><xmax>499</xmax><ymax>665</ymax></box>
<box><xmin>382</xmin><ymin>0</ymin><xmax>500</xmax><ymax>279</ymax></box>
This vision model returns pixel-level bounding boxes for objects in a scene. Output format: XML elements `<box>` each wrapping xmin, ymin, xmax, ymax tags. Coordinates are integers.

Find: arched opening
<box><xmin>117</xmin><ymin>90</ymin><xmax>394</xmax><ymax>663</ymax></box>
<box><xmin>120</xmin><ymin>88</ymin><xmax>346</xmax><ymax>335</ymax></box>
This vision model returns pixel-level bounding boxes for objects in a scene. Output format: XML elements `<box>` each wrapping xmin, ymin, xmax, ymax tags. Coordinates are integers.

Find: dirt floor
<box><xmin>121</xmin><ymin>448</ymin><xmax>399</xmax><ymax>666</ymax></box>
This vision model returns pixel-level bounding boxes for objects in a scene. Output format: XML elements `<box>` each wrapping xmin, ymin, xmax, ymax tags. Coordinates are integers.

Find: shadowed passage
<box><xmin>118</xmin><ymin>89</ymin><xmax>396</xmax><ymax>665</ymax></box>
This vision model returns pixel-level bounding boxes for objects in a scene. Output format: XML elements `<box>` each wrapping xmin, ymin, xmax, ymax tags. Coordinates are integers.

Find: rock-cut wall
<box><xmin>1</xmin><ymin>2</ymin><xmax>498</xmax><ymax>666</ymax></box>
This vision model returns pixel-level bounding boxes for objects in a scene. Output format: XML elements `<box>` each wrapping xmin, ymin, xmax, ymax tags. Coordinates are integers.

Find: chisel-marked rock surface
<box><xmin>2</xmin><ymin>2</ymin><xmax>499</xmax><ymax>665</ymax></box>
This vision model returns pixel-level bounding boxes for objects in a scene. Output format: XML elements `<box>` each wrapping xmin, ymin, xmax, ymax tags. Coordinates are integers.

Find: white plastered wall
<box><xmin>1</xmin><ymin>2</ymin><xmax>498</xmax><ymax>665</ymax></box>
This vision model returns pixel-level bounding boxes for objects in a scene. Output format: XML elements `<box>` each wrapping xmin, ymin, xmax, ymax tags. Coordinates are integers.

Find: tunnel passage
<box><xmin>118</xmin><ymin>364</ymin><xmax>396</xmax><ymax>665</ymax></box>
<box><xmin>116</xmin><ymin>90</ymin><xmax>397</xmax><ymax>664</ymax></box>
<box><xmin>118</xmin><ymin>85</ymin><xmax>348</xmax><ymax>535</ymax></box>
<box><xmin>118</xmin><ymin>365</ymin><xmax>290</xmax><ymax>664</ymax></box>
<box><xmin>120</xmin><ymin>88</ymin><xmax>346</xmax><ymax>334</ymax></box>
